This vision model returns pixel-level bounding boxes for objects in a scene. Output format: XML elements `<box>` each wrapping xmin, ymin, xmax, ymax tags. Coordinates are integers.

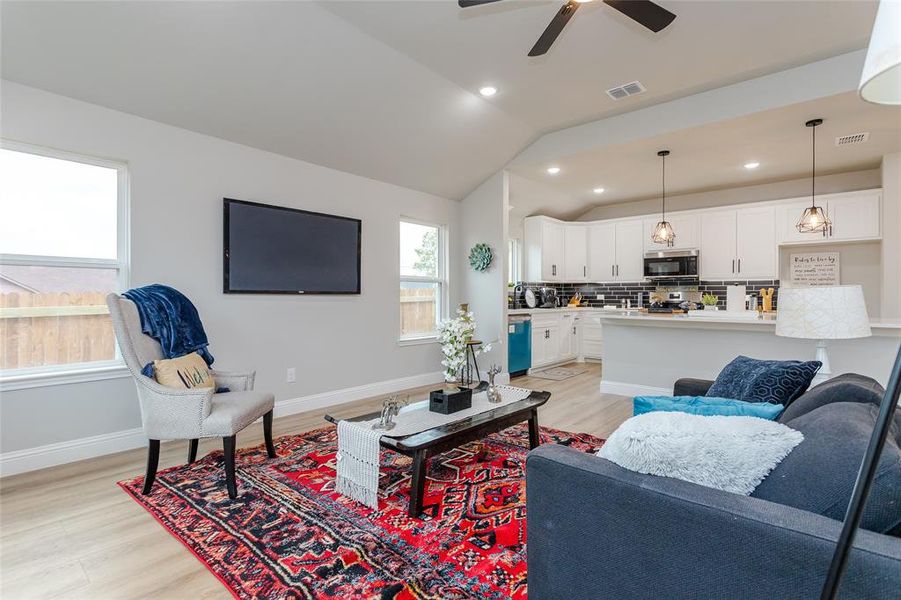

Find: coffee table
<box><xmin>324</xmin><ymin>387</ymin><xmax>550</xmax><ymax>518</ymax></box>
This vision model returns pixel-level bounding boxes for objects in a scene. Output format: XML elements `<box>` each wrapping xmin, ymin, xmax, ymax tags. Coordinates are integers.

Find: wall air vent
<box><xmin>835</xmin><ymin>132</ymin><xmax>869</xmax><ymax>146</ymax></box>
<box><xmin>606</xmin><ymin>80</ymin><xmax>646</xmax><ymax>101</ymax></box>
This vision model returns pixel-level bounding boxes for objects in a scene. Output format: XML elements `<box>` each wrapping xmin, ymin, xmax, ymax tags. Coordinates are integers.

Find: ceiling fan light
<box><xmin>651</xmin><ymin>220</ymin><xmax>676</xmax><ymax>244</ymax></box>
<box><xmin>796</xmin><ymin>206</ymin><xmax>831</xmax><ymax>234</ymax></box>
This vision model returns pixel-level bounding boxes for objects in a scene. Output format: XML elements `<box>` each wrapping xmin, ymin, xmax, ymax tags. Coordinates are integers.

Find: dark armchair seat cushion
<box><xmin>778</xmin><ymin>373</ymin><xmax>885</xmax><ymax>423</ymax></box>
<box><xmin>706</xmin><ymin>355</ymin><xmax>821</xmax><ymax>405</ymax></box>
<box><xmin>752</xmin><ymin>401</ymin><xmax>901</xmax><ymax>535</ymax></box>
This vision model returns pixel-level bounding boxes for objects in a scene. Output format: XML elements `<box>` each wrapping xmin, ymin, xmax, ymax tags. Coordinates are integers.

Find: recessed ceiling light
<box><xmin>744</xmin><ymin>161</ymin><xmax>760</xmax><ymax>170</ymax></box>
<box><xmin>593</xmin><ymin>187</ymin><xmax>605</xmax><ymax>194</ymax></box>
<box><xmin>546</xmin><ymin>166</ymin><xmax>561</xmax><ymax>175</ymax></box>
<box><xmin>479</xmin><ymin>86</ymin><xmax>497</xmax><ymax>97</ymax></box>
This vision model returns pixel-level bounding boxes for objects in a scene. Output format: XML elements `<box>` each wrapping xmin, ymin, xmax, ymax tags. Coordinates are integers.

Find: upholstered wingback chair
<box><xmin>107</xmin><ymin>293</ymin><xmax>275</xmax><ymax>499</ymax></box>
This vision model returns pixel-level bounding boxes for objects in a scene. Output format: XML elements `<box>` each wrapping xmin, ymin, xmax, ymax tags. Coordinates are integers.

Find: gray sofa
<box><xmin>526</xmin><ymin>374</ymin><xmax>901</xmax><ymax>599</ymax></box>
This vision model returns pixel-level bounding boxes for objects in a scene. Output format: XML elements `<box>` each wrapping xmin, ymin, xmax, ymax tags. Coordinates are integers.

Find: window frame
<box><xmin>398</xmin><ymin>217</ymin><xmax>447</xmax><ymax>344</ymax></box>
<box><xmin>0</xmin><ymin>140</ymin><xmax>131</xmax><ymax>388</ymax></box>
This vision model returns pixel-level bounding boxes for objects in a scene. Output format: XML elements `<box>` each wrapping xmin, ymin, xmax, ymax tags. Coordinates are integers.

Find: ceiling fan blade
<box><xmin>528</xmin><ymin>0</ymin><xmax>580</xmax><ymax>57</ymax></box>
<box><xmin>458</xmin><ymin>0</ymin><xmax>504</xmax><ymax>7</ymax></box>
<box><xmin>603</xmin><ymin>0</ymin><xmax>675</xmax><ymax>33</ymax></box>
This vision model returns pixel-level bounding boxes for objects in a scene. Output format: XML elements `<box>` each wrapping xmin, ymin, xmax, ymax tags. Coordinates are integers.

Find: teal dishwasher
<box><xmin>508</xmin><ymin>315</ymin><xmax>531</xmax><ymax>377</ymax></box>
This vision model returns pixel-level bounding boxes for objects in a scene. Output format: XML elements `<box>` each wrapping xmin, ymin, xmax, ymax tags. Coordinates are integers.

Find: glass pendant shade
<box><xmin>796</xmin><ymin>205</ymin><xmax>831</xmax><ymax>234</ymax></box>
<box><xmin>652</xmin><ymin>150</ymin><xmax>675</xmax><ymax>245</ymax></box>
<box><xmin>651</xmin><ymin>220</ymin><xmax>675</xmax><ymax>244</ymax></box>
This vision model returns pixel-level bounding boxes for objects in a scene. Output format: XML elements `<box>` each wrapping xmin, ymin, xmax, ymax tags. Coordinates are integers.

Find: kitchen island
<box><xmin>593</xmin><ymin>311</ymin><xmax>901</xmax><ymax>395</ymax></box>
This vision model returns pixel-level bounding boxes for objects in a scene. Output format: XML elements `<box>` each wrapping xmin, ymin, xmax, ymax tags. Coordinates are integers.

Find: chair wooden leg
<box><xmin>263</xmin><ymin>410</ymin><xmax>276</xmax><ymax>459</ymax></box>
<box><xmin>187</xmin><ymin>439</ymin><xmax>199</xmax><ymax>464</ymax></box>
<box><xmin>142</xmin><ymin>440</ymin><xmax>160</xmax><ymax>495</ymax></box>
<box><xmin>223</xmin><ymin>435</ymin><xmax>238</xmax><ymax>499</ymax></box>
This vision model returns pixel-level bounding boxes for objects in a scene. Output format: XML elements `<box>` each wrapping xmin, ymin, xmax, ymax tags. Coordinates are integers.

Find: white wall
<box><xmin>460</xmin><ymin>172</ymin><xmax>509</xmax><ymax>373</ymax></box>
<box><xmin>0</xmin><ymin>81</ymin><xmax>460</xmax><ymax>457</ymax></box>
<box><xmin>882</xmin><ymin>153</ymin><xmax>901</xmax><ymax>319</ymax></box>
<box><xmin>576</xmin><ymin>169</ymin><xmax>881</xmax><ymax>221</ymax></box>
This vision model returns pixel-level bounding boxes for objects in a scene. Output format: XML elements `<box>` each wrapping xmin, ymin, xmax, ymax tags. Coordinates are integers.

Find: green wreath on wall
<box><xmin>469</xmin><ymin>243</ymin><xmax>493</xmax><ymax>272</ymax></box>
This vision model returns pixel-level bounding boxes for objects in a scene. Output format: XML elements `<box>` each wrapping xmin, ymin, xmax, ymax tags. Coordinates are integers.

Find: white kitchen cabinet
<box><xmin>563</xmin><ymin>225</ymin><xmax>588</xmax><ymax>281</ymax></box>
<box><xmin>643</xmin><ymin>214</ymin><xmax>699</xmax><ymax>252</ymax></box>
<box><xmin>615</xmin><ymin>220</ymin><xmax>644</xmax><ymax>281</ymax></box>
<box><xmin>776</xmin><ymin>191</ymin><xmax>882</xmax><ymax>244</ymax></box>
<box><xmin>699</xmin><ymin>211</ymin><xmax>737</xmax><ymax>279</ymax></box>
<box><xmin>700</xmin><ymin>208</ymin><xmax>776</xmax><ymax>279</ymax></box>
<box><xmin>587</xmin><ymin>220</ymin><xmax>642</xmax><ymax>282</ymax></box>
<box><xmin>735</xmin><ymin>206</ymin><xmax>776</xmax><ymax>279</ymax></box>
<box><xmin>580</xmin><ymin>314</ymin><xmax>603</xmax><ymax>360</ymax></box>
<box><xmin>524</xmin><ymin>217</ymin><xmax>565</xmax><ymax>281</ymax></box>
<box><xmin>530</xmin><ymin>312</ymin><xmax>562</xmax><ymax>367</ymax></box>
<box><xmin>588</xmin><ymin>223</ymin><xmax>617</xmax><ymax>281</ymax></box>
<box><xmin>559</xmin><ymin>313</ymin><xmax>578</xmax><ymax>359</ymax></box>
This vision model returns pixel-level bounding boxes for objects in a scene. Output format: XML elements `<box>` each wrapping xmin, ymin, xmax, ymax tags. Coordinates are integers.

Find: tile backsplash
<box><xmin>511</xmin><ymin>279</ymin><xmax>780</xmax><ymax>310</ymax></box>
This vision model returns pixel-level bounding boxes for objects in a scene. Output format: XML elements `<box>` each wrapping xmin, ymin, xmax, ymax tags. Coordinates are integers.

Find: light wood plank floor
<box><xmin>0</xmin><ymin>362</ymin><xmax>630</xmax><ymax>599</ymax></box>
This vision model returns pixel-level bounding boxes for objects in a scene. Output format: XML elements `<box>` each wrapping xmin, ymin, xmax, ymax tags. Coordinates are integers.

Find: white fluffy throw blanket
<box><xmin>597</xmin><ymin>412</ymin><xmax>804</xmax><ymax>495</ymax></box>
<box><xmin>335</xmin><ymin>420</ymin><xmax>383</xmax><ymax>510</ymax></box>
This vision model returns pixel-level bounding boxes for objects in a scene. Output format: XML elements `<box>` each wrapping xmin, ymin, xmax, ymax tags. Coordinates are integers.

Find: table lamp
<box><xmin>775</xmin><ymin>285</ymin><xmax>871</xmax><ymax>385</ymax></box>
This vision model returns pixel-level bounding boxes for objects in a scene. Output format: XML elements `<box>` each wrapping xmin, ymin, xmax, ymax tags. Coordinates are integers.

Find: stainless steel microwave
<box><xmin>643</xmin><ymin>249</ymin><xmax>699</xmax><ymax>279</ymax></box>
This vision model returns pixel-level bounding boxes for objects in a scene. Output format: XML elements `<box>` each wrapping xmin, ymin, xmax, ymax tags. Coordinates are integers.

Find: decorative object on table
<box><xmin>373</xmin><ymin>395</ymin><xmax>408</xmax><ymax>431</ymax></box>
<box><xmin>775</xmin><ymin>285</ymin><xmax>871</xmax><ymax>385</ymax></box>
<box><xmin>429</xmin><ymin>386</ymin><xmax>474</xmax><ymax>414</ymax></box>
<box><xmin>437</xmin><ymin>306</ymin><xmax>492</xmax><ymax>387</ymax></box>
<box><xmin>790</xmin><ymin>252</ymin><xmax>840</xmax><ymax>286</ymax></box>
<box><xmin>706</xmin><ymin>355</ymin><xmax>821</xmax><ymax>406</ymax></box>
<box><xmin>796</xmin><ymin>118</ymin><xmax>832</xmax><ymax>234</ymax></box>
<box><xmin>486</xmin><ymin>365</ymin><xmax>502</xmax><ymax>403</ymax></box>
<box><xmin>650</xmin><ymin>150</ymin><xmax>676</xmax><ymax>246</ymax></box>
<box><xmin>597</xmin><ymin>411</ymin><xmax>804</xmax><ymax>495</ymax></box>
<box><xmin>858</xmin><ymin>0</ymin><xmax>900</xmax><ymax>105</ymax></box>
<box><xmin>633</xmin><ymin>395</ymin><xmax>784</xmax><ymax>420</ymax></box>
<box><xmin>701</xmin><ymin>293</ymin><xmax>719</xmax><ymax>310</ymax></box>
<box><xmin>468</xmin><ymin>243</ymin><xmax>493</xmax><ymax>272</ymax></box>
<box><xmin>759</xmin><ymin>287</ymin><xmax>775</xmax><ymax>312</ymax></box>
<box><xmin>462</xmin><ymin>339</ymin><xmax>484</xmax><ymax>386</ymax></box>
<box><xmin>119</xmin><ymin>421</ymin><xmax>598</xmax><ymax>598</ymax></box>
<box><xmin>726</xmin><ymin>285</ymin><xmax>746</xmax><ymax>312</ymax></box>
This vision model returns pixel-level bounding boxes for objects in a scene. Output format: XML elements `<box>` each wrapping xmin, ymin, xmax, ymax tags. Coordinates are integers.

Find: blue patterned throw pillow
<box><xmin>706</xmin><ymin>356</ymin><xmax>821</xmax><ymax>405</ymax></box>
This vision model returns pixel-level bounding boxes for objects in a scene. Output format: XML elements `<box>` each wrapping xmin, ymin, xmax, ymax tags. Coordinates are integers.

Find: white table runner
<box><xmin>336</xmin><ymin>385</ymin><xmax>533</xmax><ymax>509</ymax></box>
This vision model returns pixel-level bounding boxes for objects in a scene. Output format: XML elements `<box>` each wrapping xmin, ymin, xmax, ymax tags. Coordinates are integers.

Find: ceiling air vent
<box><xmin>835</xmin><ymin>132</ymin><xmax>869</xmax><ymax>146</ymax></box>
<box><xmin>606</xmin><ymin>80</ymin><xmax>646</xmax><ymax>100</ymax></box>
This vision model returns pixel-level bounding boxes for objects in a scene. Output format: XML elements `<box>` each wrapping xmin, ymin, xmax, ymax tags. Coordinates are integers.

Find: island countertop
<box><xmin>592</xmin><ymin>311</ymin><xmax>901</xmax><ymax>333</ymax></box>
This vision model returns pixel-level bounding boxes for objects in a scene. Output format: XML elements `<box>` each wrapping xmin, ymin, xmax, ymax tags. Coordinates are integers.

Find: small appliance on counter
<box><xmin>538</xmin><ymin>287</ymin><xmax>558</xmax><ymax>308</ymax></box>
<box><xmin>524</xmin><ymin>287</ymin><xmax>538</xmax><ymax>309</ymax></box>
<box><xmin>649</xmin><ymin>286</ymin><xmax>702</xmax><ymax>312</ymax></box>
<box><xmin>643</xmin><ymin>249</ymin><xmax>699</xmax><ymax>280</ymax></box>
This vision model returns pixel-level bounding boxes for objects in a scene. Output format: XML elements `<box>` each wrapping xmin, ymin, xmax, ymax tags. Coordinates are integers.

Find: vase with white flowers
<box><xmin>437</xmin><ymin>306</ymin><xmax>492</xmax><ymax>389</ymax></box>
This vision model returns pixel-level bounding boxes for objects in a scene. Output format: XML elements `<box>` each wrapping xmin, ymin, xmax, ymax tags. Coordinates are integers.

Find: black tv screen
<box><xmin>223</xmin><ymin>198</ymin><xmax>361</xmax><ymax>294</ymax></box>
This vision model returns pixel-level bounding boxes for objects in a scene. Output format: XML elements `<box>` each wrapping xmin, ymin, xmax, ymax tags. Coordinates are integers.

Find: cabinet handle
<box><xmin>552</xmin><ymin>264</ymin><xmax>556</xmax><ymax>276</ymax></box>
<box><xmin>732</xmin><ymin>259</ymin><xmax>735</xmax><ymax>273</ymax></box>
<box><xmin>616</xmin><ymin>264</ymin><xmax>619</xmax><ymax>276</ymax></box>
<box><xmin>611</xmin><ymin>265</ymin><xmax>614</xmax><ymax>277</ymax></box>
<box><xmin>583</xmin><ymin>265</ymin><xmax>586</xmax><ymax>277</ymax></box>
<box><xmin>573</xmin><ymin>326</ymin><xmax>576</xmax><ymax>335</ymax></box>
<box><xmin>738</xmin><ymin>258</ymin><xmax>741</xmax><ymax>273</ymax></box>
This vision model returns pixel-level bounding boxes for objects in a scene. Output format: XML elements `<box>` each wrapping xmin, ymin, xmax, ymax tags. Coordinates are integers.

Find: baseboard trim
<box><xmin>272</xmin><ymin>371</ymin><xmax>446</xmax><ymax>418</ymax></box>
<box><xmin>0</xmin><ymin>370</ymin><xmax>447</xmax><ymax>478</ymax></box>
<box><xmin>599</xmin><ymin>380</ymin><xmax>670</xmax><ymax>397</ymax></box>
<box><xmin>0</xmin><ymin>427</ymin><xmax>146</xmax><ymax>478</ymax></box>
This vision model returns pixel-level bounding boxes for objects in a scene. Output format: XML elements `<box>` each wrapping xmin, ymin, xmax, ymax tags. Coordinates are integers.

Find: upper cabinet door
<box><xmin>587</xmin><ymin>223</ymin><xmax>616</xmax><ymax>282</ymax></box>
<box><xmin>735</xmin><ymin>206</ymin><xmax>776</xmax><ymax>279</ymax></box>
<box><xmin>563</xmin><ymin>226</ymin><xmax>588</xmax><ymax>281</ymax></box>
<box><xmin>614</xmin><ymin>220</ymin><xmax>645</xmax><ymax>281</ymax></box>
<box><xmin>643</xmin><ymin>214</ymin><xmax>699</xmax><ymax>252</ymax></box>
<box><xmin>540</xmin><ymin>220</ymin><xmax>565</xmax><ymax>281</ymax></box>
<box><xmin>699</xmin><ymin>210</ymin><xmax>737</xmax><ymax>279</ymax></box>
<box><xmin>828</xmin><ymin>192</ymin><xmax>881</xmax><ymax>241</ymax></box>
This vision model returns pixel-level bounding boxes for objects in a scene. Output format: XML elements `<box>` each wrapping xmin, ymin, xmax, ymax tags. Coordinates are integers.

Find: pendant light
<box><xmin>796</xmin><ymin>118</ymin><xmax>831</xmax><ymax>235</ymax></box>
<box><xmin>651</xmin><ymin>150</ymin><xmax>675</xmax><ymax>246</ymax></box>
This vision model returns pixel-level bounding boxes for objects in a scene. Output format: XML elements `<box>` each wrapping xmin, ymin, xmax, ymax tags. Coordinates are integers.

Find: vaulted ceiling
<box><xmin>1</xmin><ymin>1</ymin><xmax>880</xmax><ymax>200</ymax></box>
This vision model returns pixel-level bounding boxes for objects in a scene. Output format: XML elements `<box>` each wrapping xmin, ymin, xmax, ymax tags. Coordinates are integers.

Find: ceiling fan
<box><xmin>458</xmin><ymin>0</ymin><xmax>676</xmax><ymax>57</ymax></box>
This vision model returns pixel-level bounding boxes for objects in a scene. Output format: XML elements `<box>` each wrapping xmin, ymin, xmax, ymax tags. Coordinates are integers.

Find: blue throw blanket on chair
<box><xmin>122</xmin><ymin>284</ymin><xmax>215</xmax><ymax>378</ymax></box>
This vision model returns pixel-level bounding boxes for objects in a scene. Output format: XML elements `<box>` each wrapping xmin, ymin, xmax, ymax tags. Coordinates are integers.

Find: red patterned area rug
<box><xmin>119</xmin><ymin>423</ymin><xmax>604</xmax><ymax>599</ymax></box>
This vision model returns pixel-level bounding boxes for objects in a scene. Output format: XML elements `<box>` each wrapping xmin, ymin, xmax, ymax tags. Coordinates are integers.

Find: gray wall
<box><xmin>576</xmin><ymin>169</ymin><xmax>881</xmax><ymax>221</ymax></box>
<box><xmin>1</xmin><ymin>81</ymin><xmax>461</xmax><ymax>453</ymax></box>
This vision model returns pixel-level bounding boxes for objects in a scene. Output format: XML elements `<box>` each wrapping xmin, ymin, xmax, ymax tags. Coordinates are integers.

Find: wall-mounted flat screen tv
<box><xmin>223</xmin><ymin>198</ymin><xmax>361</xmax><ymax>294</ymax></box>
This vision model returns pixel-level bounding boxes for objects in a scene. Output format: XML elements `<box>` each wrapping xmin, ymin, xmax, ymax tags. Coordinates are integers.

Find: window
<box><xmin>399</xmin><ymin>219</ymin><xmax>446</xmax><ymax>341</ymax></box>
<box><xmin>0</xmin><ymin>142</ymin><xmax>129</xmax><ymax>379</ymax></box>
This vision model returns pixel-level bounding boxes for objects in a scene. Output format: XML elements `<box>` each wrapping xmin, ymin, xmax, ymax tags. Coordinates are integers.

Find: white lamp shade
<box><xmin>776</xmin><ymin>285</ymin><xmax>871</xmax><ymax>339</ymax></box>
<box><xmin>859</xmin><ymin>0</ymin><xmax>901</xmax><ymax>105</ymax></box>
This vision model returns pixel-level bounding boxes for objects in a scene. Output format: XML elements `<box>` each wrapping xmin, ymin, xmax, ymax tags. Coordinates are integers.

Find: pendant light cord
<box><xmin>811</xmin><ymin>122</ymin><xmax>816</xmax><ymax>209</ymax></box>
<box><xmin>661</xmin><ymin>152</ymin><xmax>666</xmax><ymax>219</ymax></box>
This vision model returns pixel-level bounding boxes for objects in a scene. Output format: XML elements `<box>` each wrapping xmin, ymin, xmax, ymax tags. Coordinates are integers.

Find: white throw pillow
<box><xmin>597</xmin><ymin>412</ymin><xmax>804</xmax><ymax>495</ymax></box>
